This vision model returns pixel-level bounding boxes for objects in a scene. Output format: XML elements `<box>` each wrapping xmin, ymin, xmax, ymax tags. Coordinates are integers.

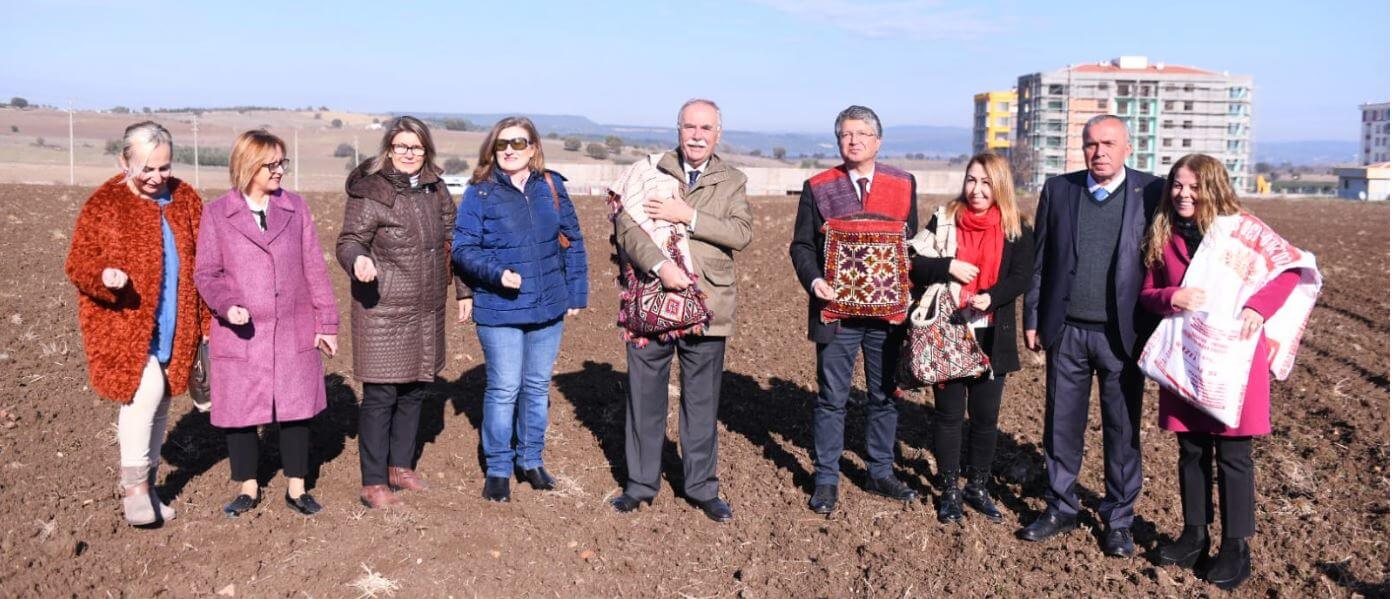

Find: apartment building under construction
<box><xmin>1015</xmin><ymin>56</ymin><xmax>1253</xmax><ymax>190</ymax></box>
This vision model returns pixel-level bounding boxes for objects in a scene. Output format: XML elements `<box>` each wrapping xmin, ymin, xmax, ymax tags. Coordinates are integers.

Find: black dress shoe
<box><xmin>693</xmin><ymin>497</ymin><xmax>733</xmax><ymax>523</ymax></box>
<box><xmin>1156</xmin><ymin>525</ymin><xmax>1209</xmax><ymax>568</ymax></box>
<box><xmin>1206</xmin><ymin>537</ymin><xmax>1251</xmax><ymax>591</ymax></box>
<box><xmin>519</xmin><ymin>467</ymin><xmax>556</xmax><ymax>491</ymax></box>
<box><xmin>809</xmin><ymin>485</ymin><xmax>838</xmax><ymax>515</ymax></box>
<box><xmin>1103</xmin><ymin>527</ymin><xmax>1136</xmax><ymax>557</ymax></box>
<box><xmin>284</xmin><ymin>492</ymin><xmax>323</xmax><ymax>516</ymax></box>
<box><xmin>222</xmin><ymin>493</ymin><xmax>260</xmax><ymax>518</ymax></box>
<box><xmin>1016</xmin><ymin>509</ymin><xmax>1077</xmax><ymax>542</ymax></box>
<box><xmin>865</xmin><ymin>476</ymin><xmax>918</xmax><ymax>502</ymax></box>
<box><xmin>482</xmin><ymin>476</ymin><xmax>511</xmax><ymax>502</ymax></box>
<box><xmin>610</xmin><ymin>494</ymin><xmax>650</xmax><ymax>513</ymax></box>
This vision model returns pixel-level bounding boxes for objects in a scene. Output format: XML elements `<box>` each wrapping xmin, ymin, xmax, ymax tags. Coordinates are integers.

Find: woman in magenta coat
<box><xmin>194</xmin><ymin>130</ymin><xmax>339</xmax><ymax>517</ymax></box>
<box><xmin>1139</xmin><ymin>154</ymin><xmax>1300</xmax><ymax>591</ymax></box>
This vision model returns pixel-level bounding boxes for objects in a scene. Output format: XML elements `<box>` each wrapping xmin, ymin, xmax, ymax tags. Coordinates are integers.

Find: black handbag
<box><xmin>187</xmin><ymin>340</ymin><xmax>211</xmax><ymax>412</ymax></box>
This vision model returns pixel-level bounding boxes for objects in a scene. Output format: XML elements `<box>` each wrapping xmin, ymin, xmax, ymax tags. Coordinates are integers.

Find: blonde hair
<box><xmin>229</xmin><ymin>129</ymin><xmax>285</xmax><ymax>194</ymax></box>
<box><xmin>946</xmin><ymin>152</ymin><xmax>1026</xmax><ymax>239</ymax></box>
<box><xmin>1144</xmin><ymin>153</ymin><xmax>1244</xmax><ymax>268</ymax></box>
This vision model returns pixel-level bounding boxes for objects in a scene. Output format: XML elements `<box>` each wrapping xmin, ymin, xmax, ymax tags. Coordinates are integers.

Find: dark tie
<box><xmin>857</xmin><ymin>177</ymin><xmax>870</xmax><ymax>201</ymax></box>
<box><xmin>251</xmin><ymin>209</ymin><xmax>267</xmax><ymax>231</ymax></box>
<box><xmin>688</xmin><ymin>170</ymin><xmax>700</xmax><ymax>189</ymax></box>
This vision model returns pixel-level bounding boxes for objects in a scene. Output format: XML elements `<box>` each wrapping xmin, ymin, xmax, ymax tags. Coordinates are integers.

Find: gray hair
<box><xmin>677</xmin><ymin>98</ymin><xmax>722</xmax><ymax>131</ymax></box>
<box><xmin>835</xmin><ymin>105</ymin><xmax>882</xmax><ymax>139</ymax></box>
<box><xmin>120</xmin><ymin>121</ymin><xmax>173</xmax><ymax>179</ymax></box>
<box><xmin>1082</xmin><ymin>114</ymin><xmax>1129</xmax><ymax>142</ymax></box>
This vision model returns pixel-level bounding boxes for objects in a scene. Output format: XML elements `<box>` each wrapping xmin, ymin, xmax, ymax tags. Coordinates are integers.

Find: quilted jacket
<box><xmin>336</xmin><ymin>161</ymin><xmax>468</xmax><ymax>383</ymax></box>
<box><xmin>452</xmin><ymin>168</ymin><xmax>588</xmax><ymax>326</ymax></box>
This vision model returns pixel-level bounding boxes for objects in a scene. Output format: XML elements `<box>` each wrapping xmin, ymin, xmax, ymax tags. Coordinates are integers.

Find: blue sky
<box><xmin>1</xmin><ymin>0</ymin><xmax>1386</xmax><ymax>141</ymax></box>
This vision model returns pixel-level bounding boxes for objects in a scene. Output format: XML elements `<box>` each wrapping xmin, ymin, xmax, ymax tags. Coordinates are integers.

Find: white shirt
<box><xmin>848</xmin><ymin>164</ymin><xmax>876</xmax><ymax>201</ymax></box>
<box><xmin>243</xmin><ymin>192</ymin><xmax>269</xmax><ymax>231</ymax></box>
<box><xmin>1086</xmin><ymin>171</ymin><xmax>1126</xmax><ymax>199</ymax></box>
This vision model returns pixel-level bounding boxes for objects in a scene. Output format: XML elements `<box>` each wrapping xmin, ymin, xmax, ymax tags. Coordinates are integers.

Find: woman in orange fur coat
<box><xmin>65</xmin><ymin>121</ymin><xmax>208</xmax><ymax>526</ymax></box>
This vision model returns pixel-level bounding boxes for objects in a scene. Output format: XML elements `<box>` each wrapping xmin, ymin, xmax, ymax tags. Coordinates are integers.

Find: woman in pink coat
<box><xmin>1139</xmin><ymin>154</ymin><xmax>1299</xmax><ymax>591</ymax></box>
<box><xmin>194</xmin><ymin>130</ymin><xmax>339</xmax><ymax>517</ymax></box>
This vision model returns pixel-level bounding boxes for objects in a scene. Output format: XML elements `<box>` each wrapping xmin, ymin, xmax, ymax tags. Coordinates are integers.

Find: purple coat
<box><xmin>194</xmin><ymin>189</ymin><xmax>339</xmax><ymax>428</ymax></box>
<box><xmin>1139</xmin><ymin>230</ymin><xmax>1298</xmax><ymax>437</ymax></box>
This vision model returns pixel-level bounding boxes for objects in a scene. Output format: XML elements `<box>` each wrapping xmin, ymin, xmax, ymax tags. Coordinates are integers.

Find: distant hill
<box><xmin>1254</xmin><ymin>140</ymin><xmax>1360</xmax><ymax>166</ymax></box>
<box><xmin>402</xmin><ymin>112</ymin><xmax>973</xmax><ymax>158</ymax></box>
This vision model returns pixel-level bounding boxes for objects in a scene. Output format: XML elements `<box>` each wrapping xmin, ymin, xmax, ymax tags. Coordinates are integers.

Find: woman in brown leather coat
<box><xmin>336</xmin><ymin>116</ymin><xmax>469</xmax><ymax>508</ymax></box>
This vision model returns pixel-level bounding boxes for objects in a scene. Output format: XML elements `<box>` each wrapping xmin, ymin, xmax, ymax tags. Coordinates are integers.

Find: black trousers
<box><xmin>359</xmin><ymin>382</ymin><xmax>425</xmax><ymax>486</ymax></box>
<box><xmin>225</xmin><ymin>420</ymin><xmax>311</xmax><ymax>481</ymax></box>
<box><xmin>1177</xmin><ymin>432</ymin><xmax>1256</xmax><ymax>538</ymax></box>
<box><xmin>931</xmin><ymin>374</ymin><xmax>1005</xmax><ymax>475</ymax></box>
<box><xmin>624</xmin><ymin>336</ymin><xmax>726</xmax><ymax>502</ymax></box>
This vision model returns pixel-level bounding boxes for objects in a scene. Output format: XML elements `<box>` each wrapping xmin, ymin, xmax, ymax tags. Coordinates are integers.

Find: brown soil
<box><xmin>0</xmin><ymin>185</ymin><xmax>1386</xmax><ymax>597</ymax></box>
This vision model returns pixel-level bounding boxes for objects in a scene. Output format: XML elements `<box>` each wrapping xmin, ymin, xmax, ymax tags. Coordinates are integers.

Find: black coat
<box><xmin>1022</xmin><ymin>168</ymin><xmax>1164</xmax><ymax>358</ymax></box>
<box><xmin>908</xmin><ymin>213</ymin><xmax>1034</xmax><ymax>375</ymax></box>
<box><xmin>789</xmin><ymin>174</ymin><xmax>919</xmax><ymax>343</ymax></box>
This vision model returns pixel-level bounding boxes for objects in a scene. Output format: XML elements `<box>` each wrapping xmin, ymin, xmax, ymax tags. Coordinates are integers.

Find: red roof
<box><xmin>1068</xmin><ymin>63</ymin><xmax>1218</xmax><ymax>76</ymax></box>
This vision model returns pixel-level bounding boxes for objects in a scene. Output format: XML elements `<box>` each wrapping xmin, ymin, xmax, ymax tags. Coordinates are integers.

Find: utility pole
<box><xmin>293</xmin><ymin>128</ymin><xmax>300</xmax><ymax>191</ymax></box>
<box><xmin>353</xmin><ymin>136</ymin><xmax>359</xmax><ymax>166</ymax></box>
<box><xmin>67</xmin><ymin>100</ymin><xmax>74</xmax><ymax>185</ymax></box>
<box><xmin>192</xmin><ymin>113</ymin><xmax>200</xmax><ymax>189</ymax></box>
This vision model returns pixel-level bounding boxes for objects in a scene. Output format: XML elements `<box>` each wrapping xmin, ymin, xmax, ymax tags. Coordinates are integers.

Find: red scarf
<box><xmin>955</xmin><ymin>205</ymin><xmax>1004</xmax><ymax>307</ymax></box>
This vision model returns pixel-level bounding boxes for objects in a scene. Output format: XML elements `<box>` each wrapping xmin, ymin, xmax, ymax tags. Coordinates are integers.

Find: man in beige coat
<box><xmin>610</xmin><ymin>98</ymin><xmax>752</xmax><ymax>522</ymax></box>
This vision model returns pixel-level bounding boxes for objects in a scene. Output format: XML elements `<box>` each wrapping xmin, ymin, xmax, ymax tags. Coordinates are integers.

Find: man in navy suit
<box><xmin>1018</xmin><ymin>115</ymin><xmax>1162</xmax><ymax>557</ymax></box>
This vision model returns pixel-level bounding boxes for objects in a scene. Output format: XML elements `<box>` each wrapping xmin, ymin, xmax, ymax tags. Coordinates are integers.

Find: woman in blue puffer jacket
<box><xmin>453</xmin><ymin>116</ymin><xmax>588</xmax><ymax>503</ymax></box>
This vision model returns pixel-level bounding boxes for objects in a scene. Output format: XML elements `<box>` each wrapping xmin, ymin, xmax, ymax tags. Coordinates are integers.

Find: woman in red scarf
<box><xmin>908</xmin><ymin>153</ymin><xmax>1034</xmax><ymax>524</ymax></box>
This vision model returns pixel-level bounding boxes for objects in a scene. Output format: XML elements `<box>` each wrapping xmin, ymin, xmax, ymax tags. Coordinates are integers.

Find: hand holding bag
<box><xmin>899</xmin><ymin>206</ymin><xmax>989</xmax><ymax>387</ymax></box>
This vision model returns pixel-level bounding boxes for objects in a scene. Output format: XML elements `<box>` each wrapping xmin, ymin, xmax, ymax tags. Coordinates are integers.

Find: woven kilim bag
<box><xmin>617</xmin><ymin>234</ymin><xmax>713</xmax><ymax>347</ymax></box>
<box><xmin>899</xmin><ymin>284</ymin><xmax>991</xmax><ymax>387</ymax></box>
<box><xmin>820</xmin><ymin>214</ymin><xmax>911</xmax><ymax>324</ymax></box>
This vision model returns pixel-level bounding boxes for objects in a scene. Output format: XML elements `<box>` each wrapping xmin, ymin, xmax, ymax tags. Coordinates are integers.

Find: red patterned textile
<box><xmin>820</xmin><ymin>214</ymin><xmax>911</xmax><ymax>324</ymax></box>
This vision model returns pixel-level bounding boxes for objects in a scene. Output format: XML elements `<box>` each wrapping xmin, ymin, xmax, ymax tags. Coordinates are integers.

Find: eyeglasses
<box><xmin>261</xmin><ymin>159</ymin><xmax>291</xmax><ymax>173</ymax></box>
<box><xmin>838</xmin><ymin>131</ymin><xmax>878</xmax><ymax>141</ymax></box>
<box><xmin>494</xmin><ymin>137</ymin><xmax>532</xmax><ymax>152</ymax></box>
<box><xmin>391</xmin><ymin>144</ymin><xmax>427</xmax><ymax>156</ymax></box>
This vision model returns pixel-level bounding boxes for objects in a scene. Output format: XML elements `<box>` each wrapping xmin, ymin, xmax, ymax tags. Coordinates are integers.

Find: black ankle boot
<box><xmin>1157</xmin><ymin>525</ymin><xmax>1209</xmax><ymax>568</ymax></box>
<box><xmin>1206</xmin><ymin>536</ymin><xmax>1251</xmax><ymax>590</ymax></box>
<box><xmin>936</xmin><ymin>469</ymin><xmax>963</xmax><ymax>524</ymax></box>
<box><xmin>961</xmin><ymin>468</ymin><xmax>1003</xmax><ymax>523</ymax></box>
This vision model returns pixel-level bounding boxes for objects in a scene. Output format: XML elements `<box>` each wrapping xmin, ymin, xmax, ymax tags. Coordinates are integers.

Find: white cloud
<box><xmin>748</xmin><ymin>0</ymin><xmax>1001</xmax><ymax>40</ymax></box>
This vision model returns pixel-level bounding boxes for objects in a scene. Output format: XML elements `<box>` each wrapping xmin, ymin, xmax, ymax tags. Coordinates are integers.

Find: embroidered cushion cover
<box><xmin>820</xmin><ymin>214</ymin><xmax>911</xmax><ymax>324</ymax></box>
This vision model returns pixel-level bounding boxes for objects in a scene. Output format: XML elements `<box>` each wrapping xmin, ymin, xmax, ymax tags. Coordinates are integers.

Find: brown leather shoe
<box><xmin>388</xmin><ymin>467</ymin><xmax>429</xmax><ymax>492</ymax></box>
<box><xmin>359</xmin><ymin>484</ymin><xmax>400</xmax><ymax>509</ymax></box>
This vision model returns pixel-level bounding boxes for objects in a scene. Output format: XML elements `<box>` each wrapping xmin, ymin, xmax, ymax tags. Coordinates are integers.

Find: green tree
<box><xmin>9</xmin><ymin>97</ymin><xmax>28</xmax><ymax>109</ymax></box>
<box><xmin>563</xmin><ymin>137</ymin><xmax>581</xmax><ymax>152</ymax></box>
<box><xmin>604</xmin><ymin>136</ymin><xmax>623</xmax><ymax>152</ymax></box>
<box><xmin>442</xmin><ymin>118</ymin><xmax>473</xmax><ymax>131</ymax></box>
<box><xmin>333</xmin><ymin>143</ymin><xmax>355</xmax><ymax>158</ymax></box>
<box><xmin>104</xmin><ymin>139</ymin><xmax>122</xmax><ymax>155</ymax></box>
<box><xmin>772</xmin><ymin>146</ymin><xmax>787</xmax><ymax>160</ymax></box>
<box><xmin>111</xmin><ymin>106</ymin><xmax>131</xmax><ymax>114</ymax></box>
<box><xmin>330</xmin><ymin>118</ymin><xmax>344</xmax><ymax>129</ymax></box>
<box><xmin>586</xmin><ymin>143</ymin><xmax>609</xmax><ymax>160</ymax></box>
<box><xmin>750</xmin><ymin>148</ymin><xmax>762</xmax><ymax>157</ymax></box>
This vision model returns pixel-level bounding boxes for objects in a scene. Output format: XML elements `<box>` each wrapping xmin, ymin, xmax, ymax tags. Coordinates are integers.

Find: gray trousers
<box><xmin>623</xmin><ymin>336</ymin><xmax>726</xmax><ymax>502</ymax></box>
<box><xmin>1043</xmin><ymin>323</ymin><xmax>1145</xmax><ymax>528</ymax></box>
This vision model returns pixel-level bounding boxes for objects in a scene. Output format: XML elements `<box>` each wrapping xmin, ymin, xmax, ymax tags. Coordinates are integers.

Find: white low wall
<box><xmin>532</xmin><ymin>162</ymin><xmax>961</xmax><ymax>197</ymax></box>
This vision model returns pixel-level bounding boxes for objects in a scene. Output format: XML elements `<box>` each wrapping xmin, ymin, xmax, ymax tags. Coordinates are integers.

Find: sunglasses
<box><xmin>494</xmin><ymin>137</ymin><xmax>532</xmax><ymax>152</ymax></box>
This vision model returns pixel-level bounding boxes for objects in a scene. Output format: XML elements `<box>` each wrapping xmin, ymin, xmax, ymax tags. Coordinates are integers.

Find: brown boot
<box><xmin>388</xmin><ymin>467</ymin><xmax>429</xmax><ymax>492</ymax></box>
<box><xmin>360</xmin><ymin>484</ymin><xmax>400</xmax><ymax>509</ymax></box>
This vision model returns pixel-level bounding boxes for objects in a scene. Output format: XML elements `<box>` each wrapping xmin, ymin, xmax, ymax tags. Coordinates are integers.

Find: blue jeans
<box><xmin>476</xmin><ymin>318</ymin><xmax>565</xmax><ymax>478</ymax></box>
